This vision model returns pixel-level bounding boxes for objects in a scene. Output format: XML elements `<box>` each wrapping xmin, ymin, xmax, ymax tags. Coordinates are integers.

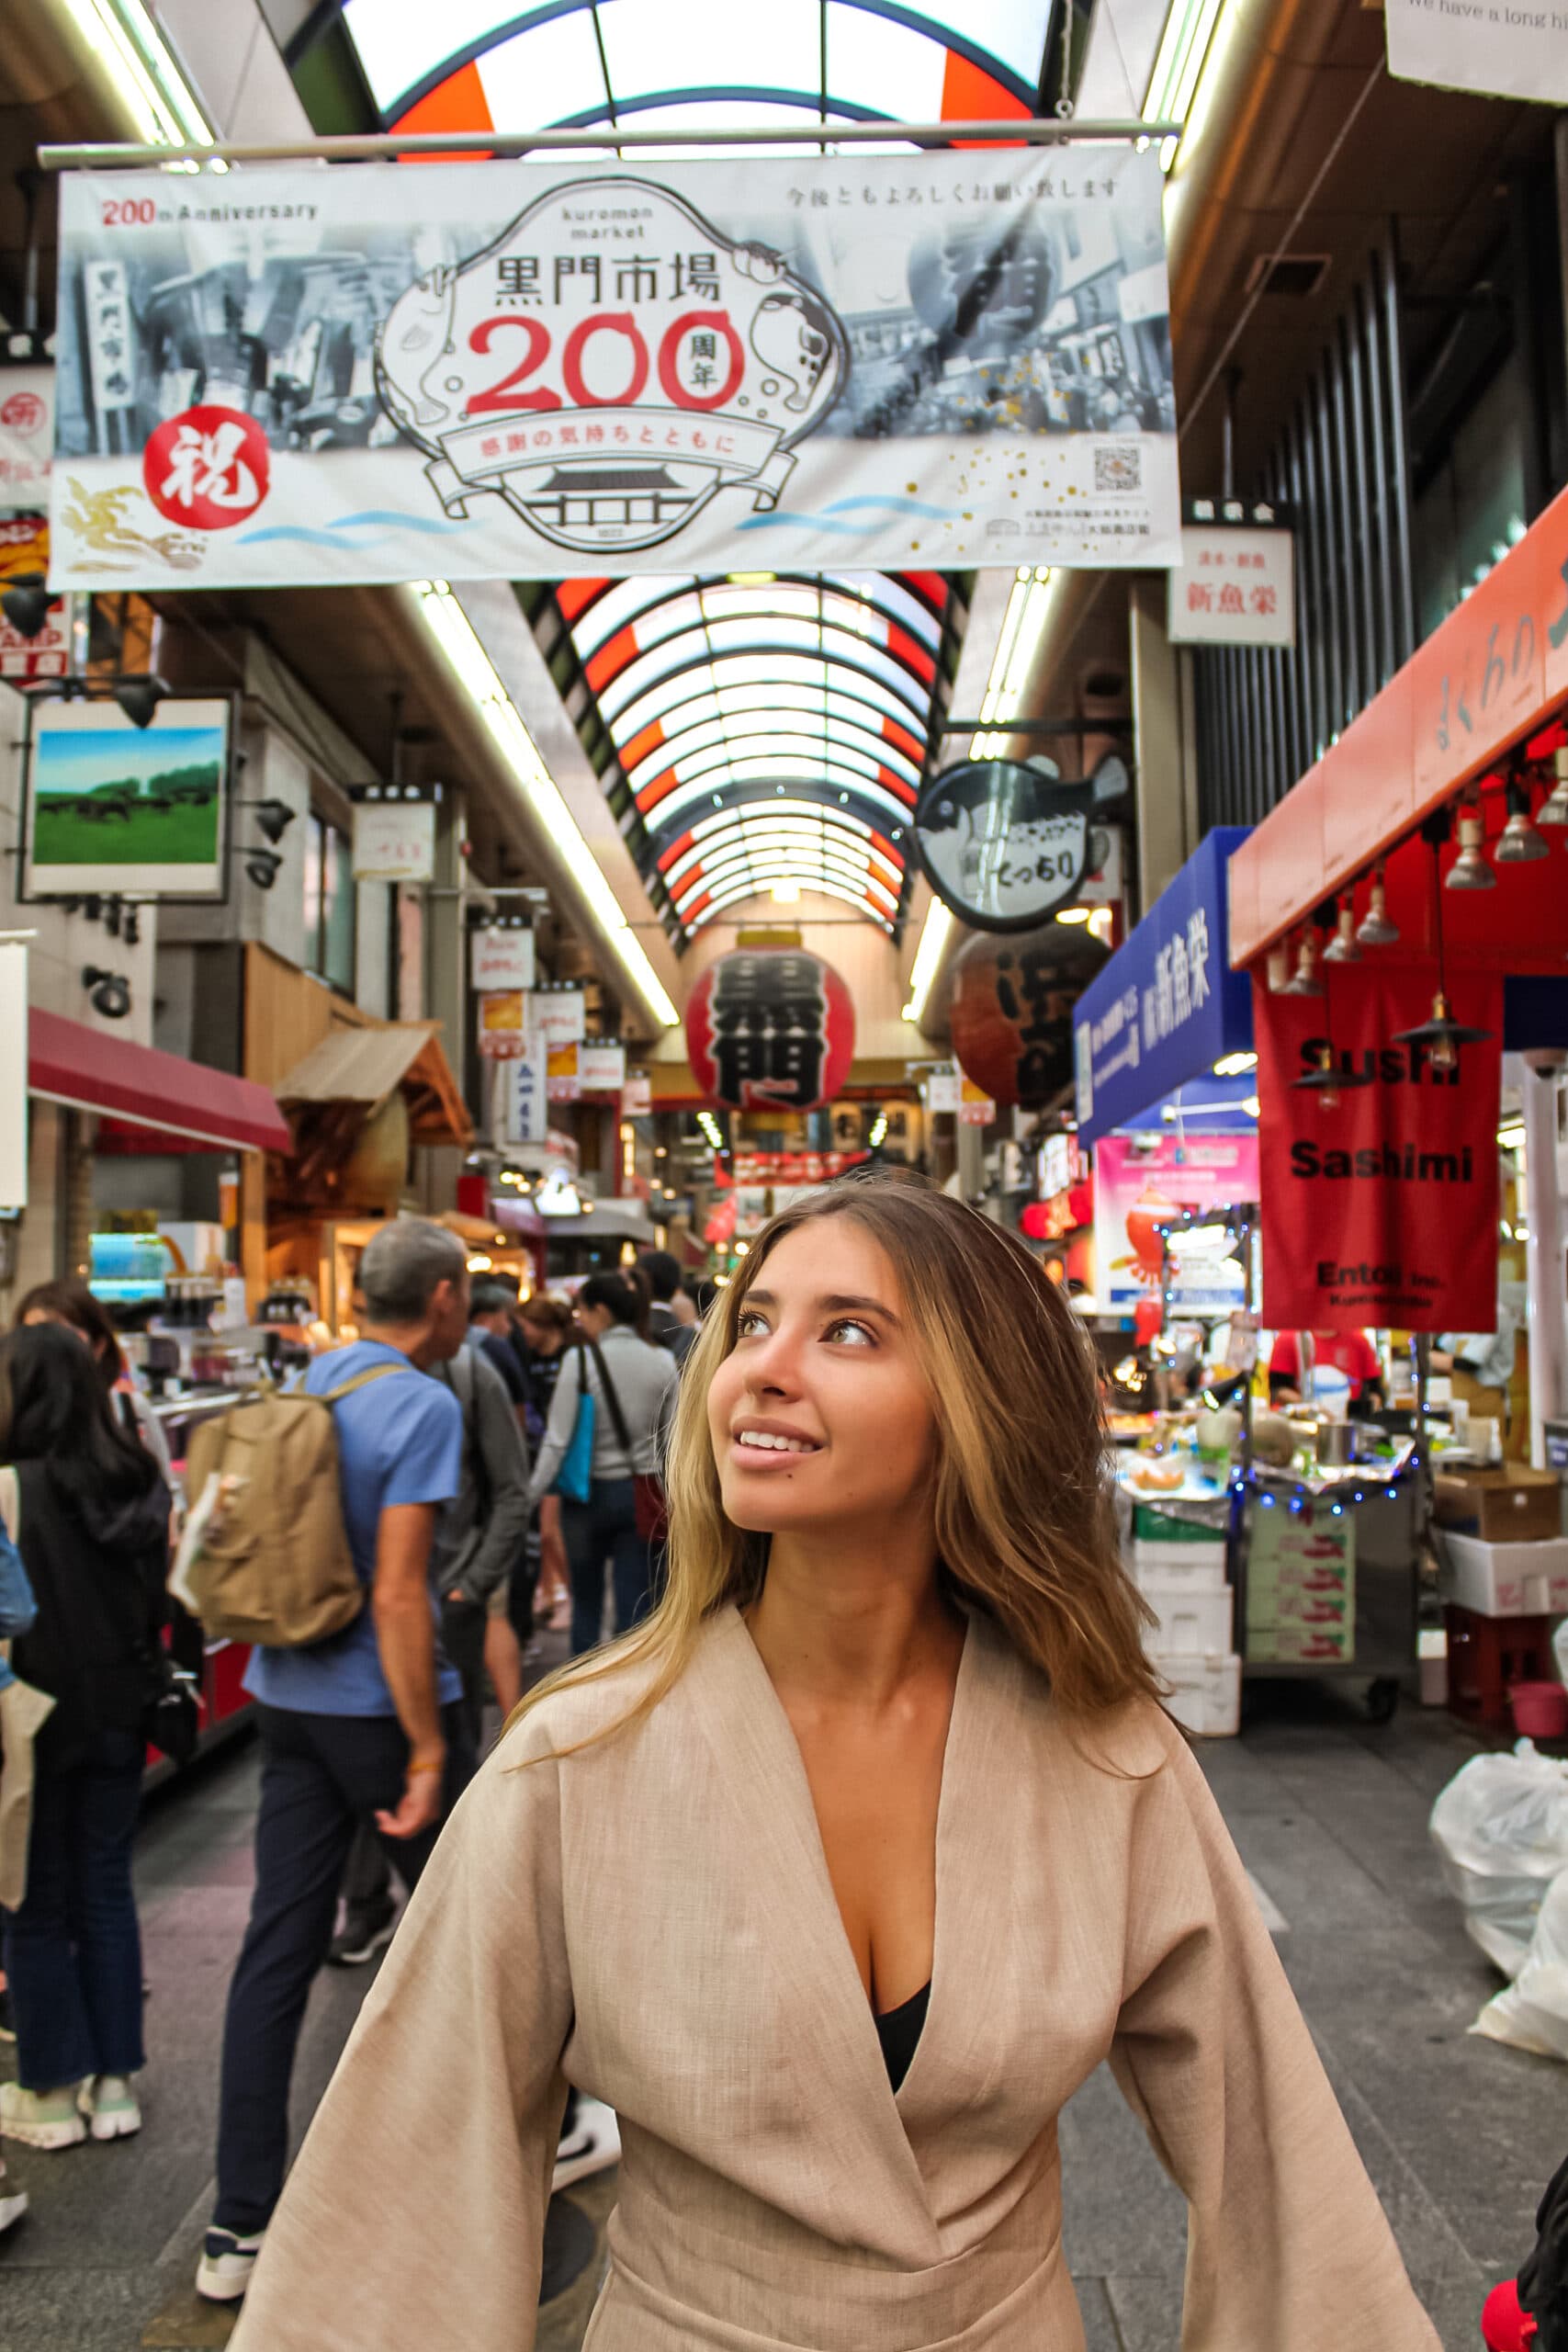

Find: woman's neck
<box><xmin>744</xmin><ymin>1529</ymin><xmax>961</xmax><ymax>1713</ymax></box>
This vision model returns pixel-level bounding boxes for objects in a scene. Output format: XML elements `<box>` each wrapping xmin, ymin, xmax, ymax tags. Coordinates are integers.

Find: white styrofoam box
<box><xmin>1157</xmin><ymin>1652</ymin><xmax>1242</xmax><ymax>1737</ymax></box>
<box><xmin>1140</xmin><ymin>1580</ymin><xmax>1233</xmax><ymax>1657</ymax></box>
<box><xmin>1438</xmin><ymin>1532</ymin><xmax>1568</xmax><ymax>1619</ymax></box>
<box><xmin>1132</xmin><ymin>1542</ymin><xmax>1229</xmax><ymax>1591</ymax></box>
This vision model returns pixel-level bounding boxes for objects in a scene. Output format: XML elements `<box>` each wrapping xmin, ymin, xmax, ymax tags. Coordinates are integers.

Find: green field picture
<box><xmin>27</xmin><ymin>705</ymin><xmax>229</xmax><ymax>896</ymax></box>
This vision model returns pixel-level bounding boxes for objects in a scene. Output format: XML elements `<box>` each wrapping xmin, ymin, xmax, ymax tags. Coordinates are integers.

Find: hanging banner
<box><xmin>578</xmin><ymin>1041</ymin><xmax>626</xmax><ymax>1093</ymax></box>
<box><xmin>51</xmin><ymin>150</ymin><xmax>1178</xmax><ymax>589</ymax></box>
<box><xmin>353</xmin><ymin>800</ymin><xmax>435</xmax><ymax>883</ymax></box>
<box><xmin>1385</xmin><ymin>0</ymin><xmax>1568</xmax><ymax>104</ymax></box>
<box><xmin>547</xmin><ymin>1043</ymin><xmax>581</xmax><ymax>1102</ymax></box>
<box><xmin>1093</xmin><ymin>1131</ymin><xmax>1259</xmax><ymax>1317</ymax></box>
<box><xmin>528</xmin><ymin>989</ymin><xmax>588</xmax><ymax>1051</ymax></box>
<box><xmin>0</xmin><ymin>517</ymin><xmax>69</xmax><ymax>683</ymax></box>
<box><xmin>470</xmin><ymin>923</ymin><xmax>536</xmax><ymax>992</ymax></box>
<box><xmin>1255</xmin><ymin>966</ymin><xmax>1503</xmax><ymax>1335</ymax></box>
<box><xmin>478</xmin><ymin>990</ymin><xmax>527</xmax><ymax>1059</ymax></box>
<box><xmin>0</xmin><ymin>370</ymin><xmax>54</xmax><ymax>510</ymax></box>
<box><xmin>499</xmin><ymin>1037</ymin><xmax>547</xmax><ymax>1144</ymax></box>
<box><xmin>1073</xmin><ymin>827</ymin><xmax>1252</xmax><ymax>1147</ymax></box>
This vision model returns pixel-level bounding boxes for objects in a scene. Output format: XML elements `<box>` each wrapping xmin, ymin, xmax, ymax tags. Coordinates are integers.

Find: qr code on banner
<box><xmin>1094</xmin><ymin>445</ymin><xmax>1143</xmax><ymax>493</ymax></box>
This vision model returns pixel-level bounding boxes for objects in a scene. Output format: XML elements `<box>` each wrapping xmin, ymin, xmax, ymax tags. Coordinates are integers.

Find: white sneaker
<box><xmin>551</xmin><ymin>2097</ymin><xmax>621</xmax><ymax>2192</ymax></box>
<box><xmin>78</xmin><ymin>2075</ymin><xmax>141</xmax><ymax>2141</ymax></box>
<box><xmin>0</xmin><ymin>2081</ymin><xmax>86</xmax><ymax>2150</ymax></box>
<box><xmin>0</xmin><ymin>2163</ymin><xmax>27</xmax><ymax>2233</ymax></box>
<box><xmin>196</xmin><ymin>2226</ymin><xmax>266</xmax><ymax>2302</ymax></box>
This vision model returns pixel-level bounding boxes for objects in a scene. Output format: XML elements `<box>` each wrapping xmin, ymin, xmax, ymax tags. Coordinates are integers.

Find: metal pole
<box><xmin>38</xmin><ymin>119</ymin><xmax>1180</xmax><ymax>171</ymax></box>
<box><xmin>1523</xmin><ymin>1063</ymin><xmax>1567</xmax><ymax>1468</ymax></box>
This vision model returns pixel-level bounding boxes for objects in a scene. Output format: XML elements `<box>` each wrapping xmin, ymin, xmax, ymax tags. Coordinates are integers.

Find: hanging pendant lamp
<box><xmin>1446</xmin><ymin>788</ymin><xmax>1495</xmax><ymax>889</ymax></box>
<box><xmin>1355</xmin><ymin>866</ymin><xmax>1400</xmax><ymax>947</ymax></box>
<box><xmin>1536</xmin><ymin>746</ymin><xmax>1568</xmax><ymax>829</ymax></box>
<box><xmin>1280</xmin><ymin>927</ymin><xmax>1324</xmax><ymax>995</ymax></box>
<box><xmin>1322</xmin><ymin>899</ymin><xmax>1361</xmax><ymax>964</ymax></box>
<box><xmin>1495</xmin><ymin>771</ymin><xmax>1549</xmax><ymax>864</ymax></box>
<box><xmin>1392</xmin><ymin>808</ymin><xmax>1495</xmax><ymax>1072</ymax></box>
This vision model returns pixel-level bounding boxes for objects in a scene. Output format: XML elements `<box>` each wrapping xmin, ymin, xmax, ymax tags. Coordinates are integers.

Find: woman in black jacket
<box><xmin>0</xmin><ymin>1323</ymin><xmax>171</xmax><ymax>2153</ymax></box>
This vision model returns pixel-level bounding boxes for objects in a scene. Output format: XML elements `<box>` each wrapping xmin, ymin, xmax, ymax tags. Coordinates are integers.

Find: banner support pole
<box><xmin>38</xmin><ymin>119</ymin><xmax>1181</xmax><ymax>171</ymax></box>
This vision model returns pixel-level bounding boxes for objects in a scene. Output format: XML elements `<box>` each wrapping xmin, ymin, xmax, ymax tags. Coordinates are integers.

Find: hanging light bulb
<box><xmin>1495</xmin><ymin>774</ymin><xmax>1548</xmax><ymax>863</ymax></box>
<box><xmin>1292</xmin><ymin>1039</ymin><xmax>1372</xmax><ymax>1109</ymax></box>
<box><xmin>1446</xmin><ymin>792</ymin><xmax>1495</xmax><ymax>889</ymax></box>
<box><xmin>1266</xmin><ymin>944</ymin><xmax>1291</xmax><ymax>992</ymax></box>
<box><xmin>1537</xmin><ymin>746</ymin><xmax>1568</xmax><ymax>829</ymax></box>
<box><xmin>1280</xmin><ymin>929</ymin><xmax>1324</xmax><ymax>995</ymax></box>
<box><xmin>1356</xmin><ymin>866</ymin><xmax>1400</xmax><ymax>947</ymax></box>
<box><xmin>1393</xmin><ymin>989</ymin><xmax>1494</xmax><ymax>1073</ymax></box>
<box><xmin>1322</xmin><ymin>900</ymin><xmax>1361</xmax><ymax>964</ymax></box>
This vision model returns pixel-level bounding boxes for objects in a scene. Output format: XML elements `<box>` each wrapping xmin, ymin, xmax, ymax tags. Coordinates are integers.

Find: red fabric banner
<box><xmin>1255</xmin><ymin>966</ymin><xmax>1502</xmax><ymax>1333</ymax></box>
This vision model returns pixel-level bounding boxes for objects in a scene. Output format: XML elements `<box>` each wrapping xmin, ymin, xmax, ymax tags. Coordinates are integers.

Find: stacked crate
<box><xmin>1129</xmin><ymin>1505</ymin><xmax>1239</xmax><ymax>1736</ymax></box>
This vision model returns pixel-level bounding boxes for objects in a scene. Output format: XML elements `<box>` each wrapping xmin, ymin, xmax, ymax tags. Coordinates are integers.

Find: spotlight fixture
<box><xmin>244</xmin><ymin>848</ymin><xmax>283</xmax><ymax>890</ymax></box>
<box><xmin>110</xmin><ymin>674</ymin><xmax>167</xmax><ymax>730</ymax></box>
<box><xmin>0</xmin><ymin>571</ymin><xmax>51</xmax><ymax>639</ymax></box>
<box><xmin>1537</xmin><ymin>746</ymin><xmax>1568</xmax><ymax>828</ymax></box>
<box><xmin>1266</xmin><ymin>944</ymin><xmax>1291</xmax><ymax>993</ymax></box>
<box><xmin>1355</xmin><ymin>866</ymin><xmax>1400</xmax><ymax>948</ymax></box>
<box><xmin>82</xmin><ymin>966</ymin><xmax>131</xmax><ymax>1020</ymax></box>
<box><xmin>1280</xmin><ymin>929</ymin><xmax>1324</xmax><ymax>996</ymax></box>
<box><xmin>1495</xmin><ymin>772</ymin><xmax>1548</xmax><ymax>864</ymax></box>
<box><xmin>1321</xmin><ymin>900</ymin><xmax>1361</xmax><ymax>965</ymax></box>
<box><xmin>1446</xmin><ymin>791</ymin><xmax>1495</xmax><ymax>890</ymax></box>
<box><xmin>243</xmin><ymin>798</ymin><xmax>297</xmax><ymax>846</ymax></box>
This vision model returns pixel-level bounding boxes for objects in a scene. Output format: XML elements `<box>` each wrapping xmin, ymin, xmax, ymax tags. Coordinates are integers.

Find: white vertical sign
<box><xmin>84</xmin><ymin>261</ymin><xmax>135</xmax><ymax>413</ymax></box>
<box><xmin>501</xmin><ymin>1035</ymin><xmax>547</xmax><ymax>1145</ymax></box>
<box><xmin>0</xmin><ymin>944</ymin><xmax>28</xmax><ymax>1209</ymax></box>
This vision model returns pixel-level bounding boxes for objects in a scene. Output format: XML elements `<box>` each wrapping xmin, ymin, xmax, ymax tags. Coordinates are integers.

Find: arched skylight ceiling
<box><xmin>336</xmin><ymin>1</ymin><xmax>1044</xmax><ymax>136</ymax></box>
<box><xmin>523</xmin><ymin>571</ymin><xmax>964</xmax><ymax>943</ymax></box>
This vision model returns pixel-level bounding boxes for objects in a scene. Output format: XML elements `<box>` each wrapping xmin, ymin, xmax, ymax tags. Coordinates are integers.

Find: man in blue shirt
<box><xmin>200</xmin><ymin>1218</ymin><xmax>475</xmax><ymax>2303</ymax></box>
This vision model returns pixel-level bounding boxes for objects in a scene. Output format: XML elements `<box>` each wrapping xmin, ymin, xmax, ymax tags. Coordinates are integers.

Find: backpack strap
<box><xmin>319</xmin><ymin>1362</ymin><xmax>422</xmax><ymax>1406</ymax></box>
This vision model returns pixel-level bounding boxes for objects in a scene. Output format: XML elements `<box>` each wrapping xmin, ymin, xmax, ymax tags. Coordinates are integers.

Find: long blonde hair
<box><xmin>510</xmin><ymin>1174</ymin><xmax>1163</xmax><ymax>1757</ymax></box>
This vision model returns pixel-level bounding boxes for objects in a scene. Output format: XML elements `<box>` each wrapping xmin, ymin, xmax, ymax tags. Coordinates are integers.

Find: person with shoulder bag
<box><xmin>525</xmin><ymin>1272</ymin><xmax>677</xmax><ymax>1656</ymax></box>
<box><xmin>0</xmin><ymin>1322</ymin><xmax>172</xmax><ymax>2161</ymax></box>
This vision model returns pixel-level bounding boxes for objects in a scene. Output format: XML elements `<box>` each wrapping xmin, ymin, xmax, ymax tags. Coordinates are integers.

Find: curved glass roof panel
<box><xmin>338</xmin><ymin>0</ymin><xmax>1044</xmax><ymax>123</ymax></box>
<box><xmin>525</xmin><ymin>562</ymin><xmax>962</xmax><ymax>941</ymax></box>
<box><xmin>688</xmin><ymin>876</ymin><xmax>897</xmax><ymax>932</ymax></box>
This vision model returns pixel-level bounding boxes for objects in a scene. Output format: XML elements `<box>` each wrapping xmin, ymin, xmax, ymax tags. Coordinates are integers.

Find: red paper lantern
<box><xmin>686</xmin><ymin>946</ymin><xmax>855</xmax><ymax>1113</ymax></box>
<box><xmin>949</xmin><ymin>922</ymin><xmax>1107</xmax><ymax>1108</ymax></box>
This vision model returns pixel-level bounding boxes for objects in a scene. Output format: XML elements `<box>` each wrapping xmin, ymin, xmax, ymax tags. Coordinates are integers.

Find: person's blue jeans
<box><xmin>3</xmin><ymin>1725</ymin><xmax>145</xmax><ymax>2091</ymax></box>
<box><xmin>213</xmin><ymin>1702</ymin><xmax>473</xmax><ymax>2235</ymax></box>
<box><xmin>563</xmin><ymin>1477</ymin><xmax>651</xmax><ymax>1655</ymax></box>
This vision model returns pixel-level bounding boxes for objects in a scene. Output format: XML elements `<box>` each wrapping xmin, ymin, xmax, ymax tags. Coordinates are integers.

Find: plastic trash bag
<box><xmin>1429</xmin><ymin>1740</ymin><xmax>1568</xmax><ymax>1978</ymax></box>
<box><xmin>1473</xmin><ymin>1866</ymin><xmax>1568</xmax><ymax>2060</ymax></box>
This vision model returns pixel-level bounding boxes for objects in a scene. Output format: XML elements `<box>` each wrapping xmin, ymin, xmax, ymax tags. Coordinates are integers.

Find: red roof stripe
<box><xmin>585</xmin><ymin>623</ymin><xmax>640</xmax><ymax>694</ymax></box>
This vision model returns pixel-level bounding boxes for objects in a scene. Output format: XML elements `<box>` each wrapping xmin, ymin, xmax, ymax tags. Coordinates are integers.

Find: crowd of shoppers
<box><xmin>0</xmin><ymin>1225</ymin><xmax>704</xmax><ymax>2276</ymax></box>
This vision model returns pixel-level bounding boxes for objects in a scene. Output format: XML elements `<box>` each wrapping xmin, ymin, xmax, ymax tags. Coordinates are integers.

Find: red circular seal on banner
<box><xmin>0</xmin><ymin>390</ymin><xmax>45</xmax><ymax>435</ymax></box>
<box><xmin>142</xmin><ymin>404</ymin><xmax>270</xmax><ymax>531</ymax></box>
<box><xmin>685</xmin><ymin>947</ymin><xmax>855</xmax><ymax>1114</ymax></box>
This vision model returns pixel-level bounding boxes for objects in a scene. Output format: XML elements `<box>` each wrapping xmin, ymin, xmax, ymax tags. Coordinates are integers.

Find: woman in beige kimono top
<box><xmin>236</xmin><ymin>1179</ymin><xmax>1439</xmax><ymax>2352</ymax></box>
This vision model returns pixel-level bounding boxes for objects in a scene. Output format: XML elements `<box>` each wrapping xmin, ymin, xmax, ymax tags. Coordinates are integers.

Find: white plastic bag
<box><xmin>1473</xmin><ymin>1866</ymin><xmax>1568</xmax><ymax>2059</ymax></box>
<box><xmin>1429</xmin><ymin>1739</ymin><xmax>1568</xmax><ymax>1977</ymax></box>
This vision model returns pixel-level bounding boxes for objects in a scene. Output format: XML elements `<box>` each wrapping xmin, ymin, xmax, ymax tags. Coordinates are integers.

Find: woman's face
<box><xmin>707</xmin><ymin>1219</ymin><xmax>938</xmax><ymax>1537</ymax></box>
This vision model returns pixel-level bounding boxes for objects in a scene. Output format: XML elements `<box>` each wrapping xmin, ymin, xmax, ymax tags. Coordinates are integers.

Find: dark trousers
<box><xmin>3</xmin><ymin>1725</ymin><xmax>145</xmax><ymax>2092</ymax></box>
<box><xmin>213</xmin><ymin>1702</ymin><xmax>473</xmax><ymax>2234</ymax></box>
<box><xmin>563</xmin><ymin>1477</ymin><xmax>651</xmax><ymax>1657</ymax></box>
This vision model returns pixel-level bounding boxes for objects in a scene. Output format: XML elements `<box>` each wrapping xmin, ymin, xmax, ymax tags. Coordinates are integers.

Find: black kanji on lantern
<box><xmin>997</xmin><ymin>943</ymin><xmax>1075</xmax><ymax>1105</ymax></box>
<box><xmin>709</xmin><ymin>951</ymin><xmax>828</xmax><ymax>1108</ymax></box>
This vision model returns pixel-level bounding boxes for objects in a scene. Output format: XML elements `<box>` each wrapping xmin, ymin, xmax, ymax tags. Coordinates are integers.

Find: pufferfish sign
<box><xmin>49</xmin><ymin>149</ymin><xmax>1179</xmax><ymax>586</ymax></box>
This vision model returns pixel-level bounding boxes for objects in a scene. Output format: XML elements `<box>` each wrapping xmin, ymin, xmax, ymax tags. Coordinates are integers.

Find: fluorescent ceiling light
<box><xmin>903</xmin><ymin>900</ymin><xmax>953</xmax><ymax>1024</ymax></box>
<box><xmin>65</xmin><ymin>0</ymin><xmax>221</xmax><ymax>161</ymax></box>
<box><xmin>970</xmin><ymin>566</ymin><xmax>1056</xmax><ymax>758</ymax></box>
<box><xmin>413</xmin><ymin>581</ymin><xmax>679</xmax><ymax>1030</ymax></box>
<box><xmin>1213</xmin><ymin>1050</ymin><xmax>1258</xmax><ymax>1077</ymax></box>
<box><xmin>1143</xmin><ymin>0</ymin><xmax>1225</xmax><ymax>171</ymax></box>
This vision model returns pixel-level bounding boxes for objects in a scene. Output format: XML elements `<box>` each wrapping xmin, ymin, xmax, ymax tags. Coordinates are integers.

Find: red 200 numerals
<box><xmin>465</xmin><ymin>310</ymin><xmax>745</xmax><ymax>417</ymax></box>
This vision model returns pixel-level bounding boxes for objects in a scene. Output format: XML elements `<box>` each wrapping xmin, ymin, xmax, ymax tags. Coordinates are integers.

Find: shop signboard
<box><xmin>0</xmin><ymin>369</ymin><xmax>54</xmax><ymax>510</ymax></box>
<box><xmin>1385</xmin><ymin>0</ymin><xmax>1568</xmax><ymax>104</ymax></box>
<box><xmin>528</xmin><ymin>988</ymin><xmax>588</xmax><ymax>1052</ymax></box>
<box><xmin>926</xmin><ymin>1069</ymin><xmax>962</xmax><ymax>1114</ymax></box>
<box><xmin>1168</xmin><ymin>501</ymin><xmax>1294</xmax><ymax>649</ymax></box>
<box><xmin>1093</xmin><ymin>1131</ymin><xmax>1259</xmax><ymax>1317</ymax></box>
<box><xmin>0</xmin><ymin>516</ymin><xmax>68</xmax><ymax>683</ymax></box>
<box><xmin>352</xmin><ymin>799</ymin><xmax>435</xmax><ymax>883</ymax></box>
<box><xmin>547</xmin><ymin>1043</ymin><xmax>581</xmax><ymax>1102</ymax></box>
<box><xmin>0</xmin><ymin>943</ymin><xmax>27</xmax><ymax>1210</ymax></box>
<box><xmin>478</xmin><ymin>990</ymin><xmax>527</xmax><ymax>1059</ymax></box>
<box><xmin>911</xmin><ymin>753</ymin><xmax>1129</xmax><ymax>933</ymax></box>
<box><xmin>499</xmin><ymin>1037</ymin><xmax>547</xmax><ymax>1145</ymax></box>
<box><xmin>1254</xmin><ymin>965</ymin><xmax>1504</xmax><ymax>1334</ymax></box>
<box><xmin>578</xmin><ymin>1041</ymin><xmax>626</xmax><ymax>1093</ymax></box>
<box><xmin>20</xmin><ymin>693</ymin><xmax>231</xmax><ymax>899</ymax></box>
<box><xmin>470</xmin><ymin>922</ymin><xmax>536</xmax><ymax>992</ymax></box>
<box><xmin>1073</xmin><ymin>826</ymin><xmax>1252</xmax><ymax>1147</ymax></box>
<box><xmin>51</xmin><ymin>150</ymin><xmax>1179</xmax><ymax>589</ymax></box>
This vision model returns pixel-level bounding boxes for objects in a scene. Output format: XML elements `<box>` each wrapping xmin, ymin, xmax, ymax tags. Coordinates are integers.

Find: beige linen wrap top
<box><xmin>234</xmin><ymin>1603</ymin><xmax>1440</xmax><ymax>2351</ymax></box>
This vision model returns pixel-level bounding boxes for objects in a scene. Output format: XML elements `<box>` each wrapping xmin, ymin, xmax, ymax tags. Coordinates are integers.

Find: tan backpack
<box><xmin>181</xmin><ymin>1365</ymin><xmax>417</xmax><ymax>1647</ymax></box>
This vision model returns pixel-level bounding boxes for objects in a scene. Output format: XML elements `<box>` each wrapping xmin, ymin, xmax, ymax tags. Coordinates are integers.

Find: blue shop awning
<box><xmin>1073</xmin><ymin>828</ymin><xmax>1253</xmax><ymax>1148</ymax></box>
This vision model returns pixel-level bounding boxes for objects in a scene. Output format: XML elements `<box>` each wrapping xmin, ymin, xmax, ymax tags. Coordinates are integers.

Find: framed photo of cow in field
<box><xmin>20</xmin><ymin>693</ymin><xmax>232</xmax><ymax>900</ymax></box>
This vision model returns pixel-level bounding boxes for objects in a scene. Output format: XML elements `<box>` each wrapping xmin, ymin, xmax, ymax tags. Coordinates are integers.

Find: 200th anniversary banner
<box><xmin>1255</xmin><ymin>966</ymin><xmax>1504</xmax><ymax>1336</ymax></box>
<box><xmin>50</xmin><ymin>150</ymin><xmax>1177</xmax><ymax>588</ymax></box>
